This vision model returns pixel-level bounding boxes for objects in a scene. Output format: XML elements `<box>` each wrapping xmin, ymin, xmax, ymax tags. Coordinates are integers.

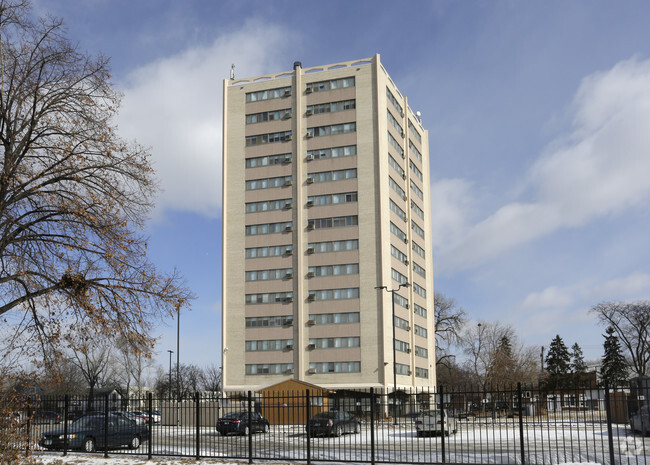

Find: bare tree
<box><xmin>434</xmin><ymin>293</ymin><xmax>466</xmax><ymax>370</ymax></box>
<box><xmin>114</xmin><ymin>337</ymin><xmax>153</xmax><ymax>404</ymax></box>
<box><xmin>0</xmin><ymin>0</ymin><xmax>192</xmax><ymax>367</ymax></box>
<box><xmin>201</xmin><ymin>364</ymin><xmax>222</xmax><ymax>395</ymax></box>
<box><xmin>68</xmin><ymin>337</ymin><xmax>116</xmax><ymax>409</ymax></box>
<box><xmin>591</xmin><ymin>301</ymin><xmax>650</xmax><ymax>377</ymax></box>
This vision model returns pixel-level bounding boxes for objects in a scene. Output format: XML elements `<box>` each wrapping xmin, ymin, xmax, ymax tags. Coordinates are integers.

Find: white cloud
<box><xmin>116</xmin><ymin>19</ymin><xmax>295</xmax><ymax>219</ymax></box>
<box><xmin>436</xmin><ymin>57</ymin><xmax>650</xmax><ymax>272</ymax></box>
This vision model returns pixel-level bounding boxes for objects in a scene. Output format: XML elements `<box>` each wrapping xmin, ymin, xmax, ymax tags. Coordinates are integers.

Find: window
<box><xmin>246</xmin><ymin>245</ymin><xmax>292</xmax><ymax>258</ymax></box>
<box><xmin>309</xmin><ymin>312</ymin><xmax>360</xmax><ymax>325</ymax></box>
<box><xmin>390</xmin><ymin>199</ymin><xmax>407</xmax><ymax>222</ymax></box>
<box><xmin>391</xmin><ymin>268</ymin><xmax>408</xmax><ymax>285</ymax></box>
<box><xmin>389</xmin><ymin>177</ymin><xmax>406</xmax><ymax>199</ymax></box>
<box><xmin>308</xmin><ymin>192</ymin><xmax>357</xmax><ymax>206</ymax></box>
<box><xmin>245</xmin><ymin>131</ymin><xmax>292</xmax><ymax>146</ymax></box>
<box><xmin>411</xmin><ymin>200</ymin><xmax>424</xmax><ymax>219</ymax></box>
<box><xmin>246</xmin><ymin>109</ymin><xmax>291</xmax><ymax>124</ymax></box>
<box><xmin>245</xmin><ymin>268</ymin><xmax>293</xmax><ymax>281</ymax></box>
<box><xmin>246</xmin><ymin>86</ymin><xmax>292</xmax><ymax>102</ymax></box>
<box><xmin>309</xmin><ymin>337</ymin><xmax>360</xmax><ymax>349</ymax></box>
<box><xmin>410</xmin><ymin>160</ymin><xmax>423</xmax><ymax>181</ymax></box>
<box><xmin>414</xmin><ymin>346</ymin><xmax>428</xmax><ymax>358</ymax></box>
<box><xmin>414</xmin><ymin>303</ymin><xmax>427</xmax><ymax>318</ymax></box>
<box><xmin>309</xmin><ymin>168</ymin><xmax>357</xmax><ymax>183</ymax></box>
<box><xmin>391</xmin><ymin>245</ymin><xmax>408</xmax><ymax>263</ymax></box>
<box><xmin>246</xmin><ymin>153</ymin><xmax>291</xmax><ymax>168</ymax></box>
<box><xmin>388</xmin><ymin>132</ymin><xmax>404</xmax><ymax>157</ymax></box>
<box><xmin>395</xmin><ymin>363</ymin><xmax>410</xmax><ymax>375</ymax></box>
<box><xmin>386</xmin><ymin>87</ymin><xmax>403</xmax><ymax>115</ymax></box>
<box><xmin>307</xmin><ymin>122</ymin><xmax>356</xmax><ymax>137</ymax></box>
<box><xmin>246</xmin><ymin>176</ymin><xmax>292</xmax><ymax>190</ymax></box>
<box><xmin>311</xmin><ymin>288</ymin><xmax>360</xmax><ymax>301</ymax></box>
<box><xmin>307</xmin><ymin>77</ymin><xmax>355</xmax><ymax>93</ymax></box>
<box><xmin>308</xmin><ymin>215</ymin><xmax>358</xmax><ymax>230</ymax></box>
<box><xmin>246</xmin><ymin>363</ymin><xmax>293</xmax><ymax>375</ymax></box>
<box><xmin>307</xmin><ymin>145</ymin><xmax>356</xmax><ymax>160</ymax></box>
<box><xmin>408</xmin><ymin>120</ymin><xmax>422</xmax><ymax>144</ymax></box>
<box><xmin>411</xmin><ymin>220</ymin><xmax>424</xmax><ymax>239</ymax></box>
<box><xmin>307</xmin><ymin>99</ymin><xmax>355</xmax><ymax>114</ymax></box>
<box><xmin>414</xmin><ymin>324</ymin><xmax>427</xmax><ymax>338</ymax></box>
<box><xmin>246</xmin><ymin>315</ymin><xmax>293</xmax><ymax>327</ymax></box>
<box><xmin>394</xmin><ymin>315</ymin><xmax>410</xmax><ymax>331</ymax></box>
<box><xmin>387</xmin><ymin>109</ymin><xmax>403</xmax><ymax>134</ymax></box>
<box><xmin>413</xmin><ymin>283</ymin><xmax>426</xmax><ymax>298</ymax></box>
<box><xmin>308</xmin><ymin>264</ymin><xmax>359</xmax><ymax>277</ymax></box>
<box><xmin>308</xmin><ymin>362</ymin><xmax>360</xmax><ymax>373</ymax></box>
<box><xmin>409</xmin><ymin>140</ymin><xmax>422</xmax><ymax>163</ymax></box>
<box><xmin>413</xmin><ymin>262</ymin><xmax>426</xmax><ymax>278</ymax></box>
<box><xmin>308</xmin><ymin>239</ymin><xmax>359</xmax><ymax>253</ymax></box>
<box><xmin>246</xmin><ymin>339</ymin><xmax>293</xmax><ymax>351</ymax></box>
<box><xmin>389</xmin><ymin>155</ymin><xmax>405</xmax><ymax>177</ymax></box>
<box><xmin>410</xmin><ymin>180</ymin><xmax>423</xmax><ymax>200</ymax></box>
<box><xmin>245</xmin><ymin>221</ymin><xmax>292</xmax><ymax>236</ymax></box>
<box><xmin>412</xmin><ymin>241</ymin><xmax>425</xmax><ymax>259</ymax></box>
<box><xmin>395</xmin><ymin>339</ymin><xmax>410</xmax><ymax>353</ymax></box>
<box><xmin>391</xmin><ymin>222</ymin><xmax>407</xmax><ymax>243</ymax></box>
<box><xmin>393</xmin><ymin>293</ymin><xmax>409</xmax><ymax>309</ymax></box>
<box><xmin>245</xmin><ymin>292</ymin><xmax>293</xmax><ymax>304</ymax></box>
<box><xmin>415</xmin><ymin>367</ymin><xmax>429</xmax><ymax>378</ymax></box>
<box><xmin>246</xmin><ymin>199</ymin><xmax>292</xmax><ymax>213</ymax></box>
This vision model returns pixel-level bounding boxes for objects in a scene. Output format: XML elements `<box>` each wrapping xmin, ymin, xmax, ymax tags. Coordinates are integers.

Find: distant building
<box><xmin>222</xmin><ymin>55</ymin><xmax>435</xmax><ymax>395</ymax></box>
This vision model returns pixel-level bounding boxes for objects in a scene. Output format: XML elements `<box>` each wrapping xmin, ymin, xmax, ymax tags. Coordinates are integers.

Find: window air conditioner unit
<box><xmin>306</xmin><ymin>132</ymin><xmax>314</xmax><ymax>138</ymax></box>
<box><xmin>402</xmin><ymin>173</ymin><xmax>407</xmax><ymax>180</ymax></box>
<box><xmin>283</xmin><ymin>296</ymin><xmax>293</xmax><ymax>303</ymax></box>
<box><xmin>282</xmin><ymin>112</ymin><xmax>292</xmax><ymax>120</ymax></box>
<box><xmin>286</xmin><ymin>344</ymin><xmax>293</xmax><ymax>350</ymax></box>
<box><xmin>306</xmin><ymin>199</ymin><xmax>314</xmax><ymax>207</ymax></box>
<box><xmin>307</xmin><ymin>368</ymin><xmax>316</xmax><ymax>374</ymax></box>
<box><xmin>307</xmin><ymin>343</ymin><xmax>316</xmax><ymax>350</ymax></box>
<box><xmin>403</xmin><ymin>216</ymin><xmax>407</xmax><ymax>222</ymax></box>
<box><xmin>306</xmin><ymin>109</ymin><xmax>313</xmax><ymax>116</ymax></box>
<box><xmin>306</xmin><ymin>246</ymin><xmax>315</xmax><ymax>254</ymax></box>
<box><xmin>403</xmin><ymin>237</ymin><xmax>408</xmax><ymax>244</ymax></box>
<box><xmin>284</xmin><ymin>319</ymin><xmax>294</xmax><ymax>326</ymax></box>
<box><xmin>400</xmin><ymin>109</ymin><xmax>404</xmax><ymax>118</ymax></box>
<box><xmin>306</xmin><ymin>154</ymin><xmax>314</xmax><ymax>161</ymax></box>
<box><xmin>401</xmin><ymin>130</ymin><xmax>405</xmax><ymax>138</ymax></box>
<box><xmin>285</xmin><ymin>271</ymin><xmax>293</xmax><ymax>279</ymax></box>
<box><xmin>405</xmin><ymin>304</ymin><xmax>410</xmax><ymax>310</ymax></box>
<box><xmin>407</xmin><ymin>348</ymin><xmax>411</xmax><ymax>354</ymax></box>
<box><xmin>306</xmin><ymin>87</ymin><xmax>313</xmax><ymax>94</ymax></box>
<box><xmin>401</xmin><ymin>152</ymin><xmax>405</xmax><ymax>159</ymax></box>
<box><xmin>307</xmin><ymin>271</ymin><xmax>315</xmax><ymax>278</ymax></box>
<box><xmin>403</xmin><ymin>259</ymin><xmax>409</xmax><ymax>265</ymax></box>
<box><xmin>284</xmin><ymin>201</ymin><xmax>292</xmax><ymax>210</ymax></box>
<box><xmin>285</xmin><ymin>369</ymin><xmax>294</xmax><ymax>374</ymax></box>
<box><xmin>402</xmin><ymin>194</ymin><xmax>407</xmax><ymax>201</ymax></box>
<box><xmin>306</xmin><ymin>177</ymin><xmax>314</xmax><ymax>184</ymax></box>
<box><xmin>307</xmin><ymin>292</ymin><xmax>316</xmax><ymax>301</ymax></box>
<box><xmin>406</xmin><ymin>325</ymin><xmax>411</xmax><ymax>331</ymax></box>
<box><xmin>407</xmin><ymin>370</ymin><xmax>412</xmax><ymax>376</ymax></box>
<box><xmin>285</xmin><ymin>134</ymin><xmax>292</xmax><ymax>141</ymax></box>
<box><xmin>306</xmin><ymin>319</ymin><xmax>316</xmax><ymax>326</ymax></box>
<box><xmin>283</xmin><ymin>155</ymin><xmax>292</xmax><ymax>164</ymax></box>
<box><xmin>285</xmin><ymin>249</ymin><xmax>293</xmax><ymax>256</ymax></box>
<box><xmin>284</xmin><ymin>225</ymin><xmax>293</xmax><ymax>232</ymax></box>
<box><xmin>284</xmin><ymin>90</ymin><xmax>292</xmax><ymax>97</ymax></box>
<box><xmin>284</xmin><ymin>179</ymin><xmax>292</xmax><ymax>186</ymax></box>
<box><xmin>306</xmin><ymin>223</ymin><xmax>314</xmax><ymax>231</ymax></box>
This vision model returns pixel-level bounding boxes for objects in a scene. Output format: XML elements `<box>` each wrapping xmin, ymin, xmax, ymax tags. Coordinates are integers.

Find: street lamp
<box><xmin>376</xmin><ymin>282</ymin><xmax>410</xmax><ymax>424</ymax></box>
<box><xmin>167</xmin><ymin>349</ymin><xmax>174</xmax><ymax>401</ymax></box>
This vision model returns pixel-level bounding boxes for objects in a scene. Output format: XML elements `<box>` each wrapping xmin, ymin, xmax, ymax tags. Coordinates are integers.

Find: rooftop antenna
<box><xmin>230</xmin><ymin>64</ymin><xmax>235</xmax><ymax>80</ymax></box>
<box><xmin>416</xmin><ymin>111</ymin><xmax>422</xmax><ymax>123</ymax></box>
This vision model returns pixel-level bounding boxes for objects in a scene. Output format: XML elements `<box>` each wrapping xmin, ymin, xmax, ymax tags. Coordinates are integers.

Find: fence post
<box><xmin>306</xmin><ymin>389</ymin><xmax>311</xmax><ymax>465</ymax></box>
<box><xmin>148</xmin><ymin>393</ymin><xmax>153</xmax><ymax>460</ymax></box>
<box><xmin>370</xmin><ymin>388</ymin><xmax>375</xmax><ymax>465</ymax></box>
<box><xmin>604</xmin><ymin>382</ymin><xmax>616</xmax><ymax>465</ymax></box>
<box><xmin>63</xmin><ymin>395</ymin><xmax>69</xmax><ymax>457</ymax></box>
<box><xmin>25</xmin><ymin>396</ymin><xmax>31</xmax><ymax>457</ymax></box>
<box><xmin>195</xmin><ymin>392</ymin><xmax>200</xmax><ymax>460</ymax></box>
<box><xmin>247</xmin><ymin>390</ymin><xmax>253</xmax><ymax>464</ymax></box>
<box><xmin>517</xmin><ymin>383</ymin><xmax>525</xmax><ymax>465</ymax></box>
<box><xmin>104</xmin><ymin>394</ymin><xmax>109</xmax><ymax>458</ymax></box>
<box><xmin>439</xmin><ymin>385</ymin><xmax>445</xmax><ymax>464</ymax></box>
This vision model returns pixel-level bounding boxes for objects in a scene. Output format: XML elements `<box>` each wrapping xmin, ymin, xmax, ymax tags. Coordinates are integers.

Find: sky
<box><xmin>30</xmin><ymin>0</ymin><xmax>650</xmax><ymax>375</ymax></box>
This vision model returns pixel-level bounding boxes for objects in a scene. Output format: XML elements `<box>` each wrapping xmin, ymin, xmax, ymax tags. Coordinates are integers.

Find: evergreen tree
<box><xmin>570</xmin><ymin>343</ymin><xmax>588</xmax><ymax>374</ymax></box>
<box><xmin>545</xmin><ymin>335</ymin><xmax>570</xmax><ymax>376</ymax></box>
<box><xmin>600</xmin><ymin>326</ymin><xmax>629</xmax><ymax>386</ymax></box>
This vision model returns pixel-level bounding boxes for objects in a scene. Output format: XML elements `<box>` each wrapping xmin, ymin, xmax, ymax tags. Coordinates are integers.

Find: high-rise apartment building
<box><xmin>222</xmin><ymin>55</ymin><xmax>435</xmax><ymax>393</ymax></box>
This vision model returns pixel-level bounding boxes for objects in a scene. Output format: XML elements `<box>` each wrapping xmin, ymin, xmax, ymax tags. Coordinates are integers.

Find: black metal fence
<box><xmin>13</xmin><ymin>382</ymin><xmax>650</xmax><ymax>464</ymax></box>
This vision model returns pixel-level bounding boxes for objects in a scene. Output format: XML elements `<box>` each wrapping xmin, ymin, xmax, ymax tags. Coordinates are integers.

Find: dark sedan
<box><xmin>39</xmin><ymin>413</ymin><xmax>148</xmax><ymax>452</ymax></box>
<box><xmin>216</xmin><ymin>412</ymin><xmax>270</xmax><ymax>436</ymax></box>
<box><xmin>307</xmin><ymin>410</ymin><xmax>360</xmax><ymax>437</ymax></box>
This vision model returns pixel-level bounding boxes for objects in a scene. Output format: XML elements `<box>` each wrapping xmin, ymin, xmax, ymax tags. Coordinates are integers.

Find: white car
<box><xmin>414</xmin><ymin>410</ymin><xmax>457</xmax><ymax>437</ymax></box>
<box><xmin>630</xmin><ymin>405</ymin><xmax>650</xmax><ymax>435</ymax></box>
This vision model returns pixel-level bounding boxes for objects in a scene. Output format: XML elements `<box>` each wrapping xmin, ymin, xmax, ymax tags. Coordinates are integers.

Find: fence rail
<box><xmin>10</xmin><ymin>382</ymin><xmax>650</xmax><ymax>464</ymax></box>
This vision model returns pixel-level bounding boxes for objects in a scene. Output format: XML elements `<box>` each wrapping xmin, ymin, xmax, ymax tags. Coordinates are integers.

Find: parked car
<box><xmin>32</xmin><ymin>411</ymin><xmax>62</xmax><ymax>425</ymax></box>
<box><xmin>414</xmin><ymin>410</ymin><xmax>457</xmax><ymax>437</ymax></box>
<box><xmin>39</xmin><ymin>412</ymin><xmax>148</xmax><ymax>452</ymax></box>
<box><xmin>306</xmin><ymin>410</ymin><xmax>360</xmax><ymax>437</ymax></box>
<box><xmin>216</xmin><ymin>411</ymin><xmax>270</xmax><ymax>436</ymax></box>
<box><xmin>630</xmin><ymin>405</ymin><xmax>650</xmax><ymax>436</ymax></box>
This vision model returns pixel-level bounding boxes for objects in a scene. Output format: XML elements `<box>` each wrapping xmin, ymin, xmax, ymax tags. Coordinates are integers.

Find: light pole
<box><xmin>167</xmin><ymin>349</ymin><xmax>174</xmax><ymax>401</ymax></box>
<box><xmin>176</xmin><ymin>306</ymin><xmax>181</xmax><ymax>427</ymax></box>
<box><xmin>376</xmin><ymin>282</ymin><xmax>410</xmax><ymax>424</ymax></box>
